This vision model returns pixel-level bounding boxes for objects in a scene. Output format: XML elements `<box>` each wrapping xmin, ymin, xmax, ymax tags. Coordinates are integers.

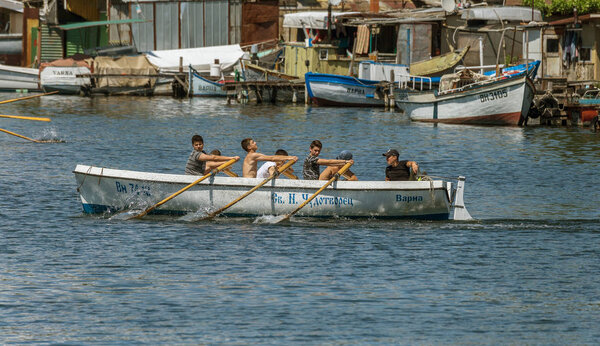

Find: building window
<box><xmin>546</xmin><ymin>38</ymin><xmax>559</xmax><ymax>53</ymax></box>
<box><xmin>580</xmin><ymin>47</ymin><xmax>591</xmax><ymax>62</ymax></box>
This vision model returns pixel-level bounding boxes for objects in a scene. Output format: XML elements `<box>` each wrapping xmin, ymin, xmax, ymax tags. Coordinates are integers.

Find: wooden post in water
<box><xmin>389</xmin><ymin>70</ymin><xmax>395</xmax><ymax>109</ymax></box>
<box><xmin>179</xmin><ymin>57</ymin><xmax>183</xmax><ymax>73</ymax></box>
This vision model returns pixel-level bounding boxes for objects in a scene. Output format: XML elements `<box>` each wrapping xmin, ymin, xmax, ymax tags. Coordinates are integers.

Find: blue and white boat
<box><xmin>188</xmin><ymin>67</ymin><xmax>228</xmax><ymax>97</ymax></box>
<box><xmin>305</xmin><ymin>61</ymin><xmax>410</xmax><ymax>107</ymax></box>
<box><xmin>73</xmin><ymin>164</ymin><xmax>472</xmax><ymax>221</ymax></box>
<box><xmin>305</xmin><ymin>72</ymin><xmax>385</xmax><ymax>107</ymax></box>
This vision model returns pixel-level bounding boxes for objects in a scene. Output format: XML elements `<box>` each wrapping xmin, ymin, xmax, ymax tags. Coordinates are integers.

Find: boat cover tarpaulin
<box><xmin>145</xmin><ymin>44</ymin><xmax>245</xmax><ymax>73</ymax></box>
<box><xmin>283</xmin><ymin>11</ymin><xmax>358</xmax><ymax>29</ymax></box>
<box><xmin>93</xmin><ymin>55</ymin><xmax>157</xmax><ymax>88</ymax></box>
<box><xmin>40</xmin><ymin>57</ymin><xmax>93</xmax><ymax>72</ymax></box>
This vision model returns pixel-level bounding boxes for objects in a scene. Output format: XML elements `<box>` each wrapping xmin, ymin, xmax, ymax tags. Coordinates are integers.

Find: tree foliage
<box><xmin>523</xmin><ymin>0</ymin><xmax>600</xmax><ymax>16</ymax></box>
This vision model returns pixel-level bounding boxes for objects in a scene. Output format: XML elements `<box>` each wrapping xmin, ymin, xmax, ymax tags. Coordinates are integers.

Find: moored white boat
<box><xmin>73</xmin><ymin>164</ymin><xmax>472</xmax><ymax>220</ymax></box>
<box><xmin>0</xmin><ymin>64</ymin><xmax>40</xmax><ymax>91</ymax></box>
<box><xmin>188</xmin><ymin>68</ymin><xmax>228</xmax><ymax>97</ymax></box>
<box><xmin>40</xmin><ymin>66</ymin><xmax>91</xmax><ymax>94</ymax></box>
<box><xmin>396</xmin><ymin>74</ymin><xmax>535</xmax><ymax>126</ymax></box>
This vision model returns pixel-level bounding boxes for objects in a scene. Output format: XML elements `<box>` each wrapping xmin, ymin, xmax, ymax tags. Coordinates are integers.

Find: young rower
<box><xmin>185</xmin><ymin>135</ymin><xmax>239</xmax><ymax>175</ymax></box>
<box><xmin>256</xmin><ymin>149</ymin><xmax>297</xmax><ymax>178</ymax></box>
<box><xmin>241</xmin><ymin>138</ymin><xmax>297</xmax><ymax>178</ymax></box>
<box><xmin>319</xmin><ymin>150</ymin><xmax>358</xmax><ymax>181</ymax></box>
<box><xmin>302</xmin><ymin>140</ymin><xmax>353</xmax><ymax>180</ymax></box>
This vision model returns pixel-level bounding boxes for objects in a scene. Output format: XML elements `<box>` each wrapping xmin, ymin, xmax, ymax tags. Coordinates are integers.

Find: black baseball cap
<box><xmin>382</xmin><ymin>149</ymin><xmax>399</xmax><ymax>157</ymax></box>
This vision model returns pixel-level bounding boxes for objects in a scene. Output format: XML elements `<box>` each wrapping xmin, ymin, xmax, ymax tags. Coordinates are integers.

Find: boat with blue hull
<box><xmin>188</xmin><ymin>68</ymin><xmax>228</xmax><ymax>97</ymax></box>
<box><xmin>305</xmin><ymin>72</ymin><xmax>387</xmax><ymax>107</ymax></box>
<box><xmin>73</xmin><ymin>164</ymin><xmax>472</xmax><ymax>221</ymax></box>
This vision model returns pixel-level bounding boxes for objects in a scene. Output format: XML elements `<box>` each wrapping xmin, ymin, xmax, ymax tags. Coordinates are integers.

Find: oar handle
<box><xmin>0</xmin><ymin>127</ymin><xmax>41</xmax><ymax>143</ymax></box>
<box><xmin>0</xmin><ymin>114</ymin><xmax>51</xmax><ymax>122</ymax></box>
<box><xmin>275</xmin><ymin>159</ymin><xmax>296</xmax><ymax>176</ymax></box>
<box><xmin>280</xmin><ymin>161</ymin><xmax>353</xmax><ymax>222</ymax></box>
<box><xmin>0</xmin><ymin>91</ymin><xmax>59</xmax><ymax>105</ymax></box>
<box><xmin>132</xmin><ymin>157</ymin><xmax>239</xmax><ymax>219</ymax></box>
<box><xmin>205</xmin><ymin>159</ymin><xmax>297</xmax><ymax>220</ymax></box>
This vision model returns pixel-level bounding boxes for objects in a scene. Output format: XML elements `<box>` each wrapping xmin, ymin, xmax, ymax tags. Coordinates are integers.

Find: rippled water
<box><xmin>1</xmin><ymin>94</ymin><xmax>599</xmax><ymax>343</ymax></box>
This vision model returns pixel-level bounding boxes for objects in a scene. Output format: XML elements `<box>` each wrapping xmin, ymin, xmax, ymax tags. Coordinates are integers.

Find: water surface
<box><xmin>1</xmin><ymin>95</ymin><xmax>599</xmax><ymax>343</ymax></box>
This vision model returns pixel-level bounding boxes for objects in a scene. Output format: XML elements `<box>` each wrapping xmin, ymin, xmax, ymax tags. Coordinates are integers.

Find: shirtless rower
<box><xmin>240</xmin><ymin>138</ymin><xmax>297</xmax><ymax>178</ymax></box>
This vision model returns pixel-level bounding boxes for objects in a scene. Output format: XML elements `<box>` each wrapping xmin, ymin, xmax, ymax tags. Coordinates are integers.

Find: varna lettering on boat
<box><xmin>346</xmin><ymin>87</ymin><xmax>365</xmax><ymax>95</ymax></box>
<box><xmin>271</xmin><ymin>192</ymin><xmax>354</xmax><ymax>208</ymax></box>
<box><xmin>115</xmin><ymin>181</ymin><xmax>152</xmax><ymax>196</ymax></box>
<box><xmin>479</xmin><ymin>88</ymin><xmax>508</xmax><ymax>103</ymax></box>
<box><xmin>396</xmin><ymin>195</ymin><xmax>423</xmax><ymax>203</ymax></box>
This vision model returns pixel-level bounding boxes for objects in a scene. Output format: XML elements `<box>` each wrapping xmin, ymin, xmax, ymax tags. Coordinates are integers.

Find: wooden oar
<box><xmin>0</xmin><ymin>91</ymin><xmax>59</xmax><ymax>105</ymax></box>
<box><xmin>0</xmin><ymin>127</ymin><xmax>42</xmax><ymax>143</ymax></box>
<box><xmin>129</xmin><ymin>158</ymin><xmax>239</xmax><ymax>220</ymax></box>
<box><xmin>223</xmin><ymin>168</ymin><xmax>238</xmax><ymax>177</ymax></box>
<box><xmin>282</xmin><ymin>170</ymin><xmax>298</xmax><ymax>179</ymax></box>
<box><xmin>0</xmin><ymin>114</ymin><xmax>51</xmax><ymax>122</ymax></box>
<box><xmin>275</xmin><ymin>161</ymin><xmax>353</xmax><ymax>223</ymax></box>
<box><xmin>201</xmin><ymin>160</ymin><xmax>296</xmax><ymax>220</ymax></box>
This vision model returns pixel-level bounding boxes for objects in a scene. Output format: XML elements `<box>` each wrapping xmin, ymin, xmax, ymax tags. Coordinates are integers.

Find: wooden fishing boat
<box><xmin>0</xmin><ymin>64</ymin><xmax>40</xmax><ymax>91</ymax></box>
<box><xmin>305</xmin><ymin>62</ymin><xmax>416</xmax><ymax>107</ymax></box>
<box><xmin>188</xmin><ymin>68</ymin><xmax>228</xmax><ymax>97</ymax></box>
<box><xmin>305</xmin><ymin>72</ymin><xmax>389</xmax><ymax>107</ymax></box>
<box><xmin>73</xmin><ymin>164</ymin><xmax>471</xmax><ymax>220</ymax></box>
<box><xmin>396</xmin><ymin>72</ymin><xmax>535</xmax><ymax>126</ymax></box>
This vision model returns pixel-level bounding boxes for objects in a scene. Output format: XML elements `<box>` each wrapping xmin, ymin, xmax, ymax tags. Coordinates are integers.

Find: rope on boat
<box><xmin>76</xmin><ymin>165</ymin><xmax>94</xmax><ymax>192</ymax></box>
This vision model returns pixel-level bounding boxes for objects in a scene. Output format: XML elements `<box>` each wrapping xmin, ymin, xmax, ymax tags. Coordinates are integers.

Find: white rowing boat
<box><xmin>73</xmin><ymin>165</ymin><xmax>472</xmax><ymax>220</ymax></box>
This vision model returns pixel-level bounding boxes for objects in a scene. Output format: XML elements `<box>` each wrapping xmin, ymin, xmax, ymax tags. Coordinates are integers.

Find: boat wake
<box><xmin>178</xmin><ymin>208</ymin><xmax>211</xmax><ymax>222</ymax></box>
<box><xmin>253</xmin><ymin>215</ymin><xmax>288</xmax><ymax>224</ymax></box>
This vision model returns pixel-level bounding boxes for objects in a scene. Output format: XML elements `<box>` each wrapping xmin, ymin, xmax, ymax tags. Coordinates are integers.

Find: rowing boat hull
<box><xmin>396</xmin><ymin>75</ymin><xmax>534</xmax><ymax>125</ymax></box>
<box><xmin>73</xmin><ymin>165</ymin><xmax>461</xmax><ymax>220</ymax></box>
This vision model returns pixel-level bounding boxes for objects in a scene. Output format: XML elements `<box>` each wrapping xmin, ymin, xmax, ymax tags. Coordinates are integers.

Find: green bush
<box><xmin>523</xmin><ymin>0</ymin><xmax>600</xmax><ymax>16</ymax></box>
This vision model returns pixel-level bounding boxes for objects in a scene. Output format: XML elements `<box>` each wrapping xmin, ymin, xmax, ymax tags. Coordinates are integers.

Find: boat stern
<box><xmin>452</xmin><ymin>176</ymin><xmax>473</xmax><ymax>221</ymax></box>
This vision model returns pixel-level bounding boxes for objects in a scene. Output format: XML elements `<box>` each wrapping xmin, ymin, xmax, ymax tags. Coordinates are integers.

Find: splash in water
<box><xmin>37</xmin><ymin>127</ymin><xmax>65</xmax><ymax>143</ymax></box>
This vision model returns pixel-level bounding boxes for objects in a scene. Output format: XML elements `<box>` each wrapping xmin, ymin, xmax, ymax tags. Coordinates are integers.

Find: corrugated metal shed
<box><xmin>131</xmin><ymin>3</ymin><xmax>154</xmax><ymax>52</ymax></box>
<box><xmin>155</xmin><ymin>3</ymin><xmax>178</xmax><ymax>50</ymax></box>
<box><xmin>181</xmin><ymin>2</ymin><xmax>204</xmax><ymax>48</ymax></box>
<box><xmin>40</xmin><ymin>24</ymin><xmax>63</xmax><ymax>62</ymax></box>
<box><xmin>205</xmin><ymin>0</ymin><xmax>229</xmax><ymax>46</ymax></box>
<box><xmin>126</xmin><ymin>0</ymin><xmax>233</xmax><ymax>51</ymax></box>
<box><xmin>229</xmin><ymin>0</ymin><xmax>242</xmax><ymax>45</ymax></box>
